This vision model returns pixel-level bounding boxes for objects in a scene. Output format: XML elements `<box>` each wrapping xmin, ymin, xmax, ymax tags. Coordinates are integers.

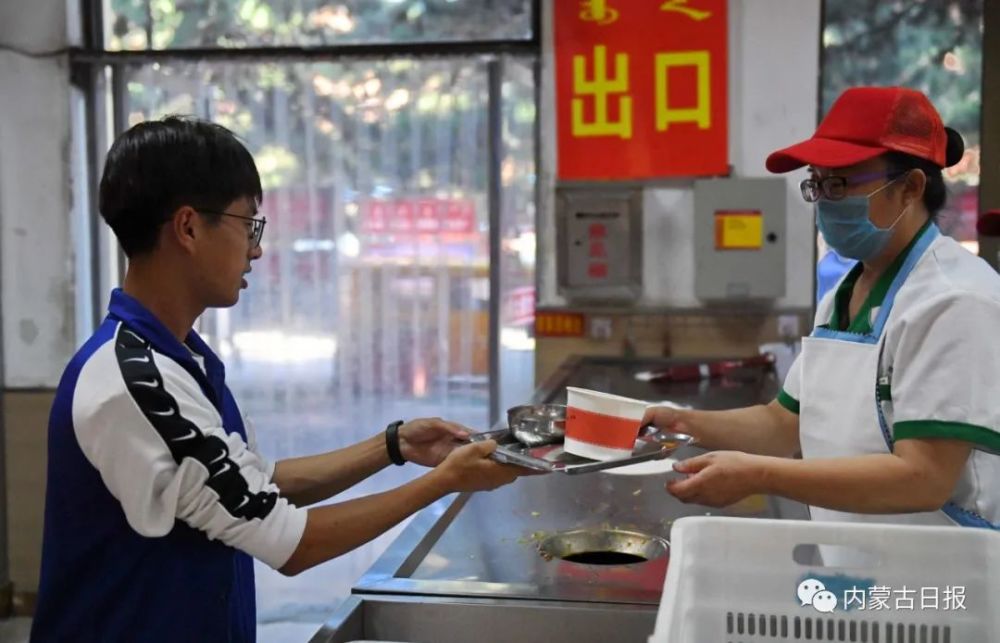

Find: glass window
<box><xmin>105</xmin><ymin>0</ymin><xmax>534</xmax><ymax>50</ymax></box>
<box><xmin>499</xmin><ymin>57</ymin><xmax>537</xmax><ymax>414</ymax></box>
<box><xmin>818</xmin><ymin>0</ymin><xmax>983</xmax><ymax>299</ymax></box>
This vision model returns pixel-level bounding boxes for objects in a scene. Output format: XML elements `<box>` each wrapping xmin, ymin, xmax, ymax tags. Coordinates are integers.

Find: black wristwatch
<box><xmin>385</xmin><ymin>420</ymin><xmax>406</xmax><ymax>466</ymax></box>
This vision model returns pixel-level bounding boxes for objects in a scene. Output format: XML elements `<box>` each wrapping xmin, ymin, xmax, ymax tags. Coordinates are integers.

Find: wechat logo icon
<box><xmin>798</xmin><ymin>578</ymin><xmax>838</xmax><ymax>614</ymax></box>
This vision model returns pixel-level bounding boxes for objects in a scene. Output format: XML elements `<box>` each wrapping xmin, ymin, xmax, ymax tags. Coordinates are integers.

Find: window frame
<box><xmin>70</xmin><ymin>0</ymin><xmax>541</xmax><ymax>426</ymax></box>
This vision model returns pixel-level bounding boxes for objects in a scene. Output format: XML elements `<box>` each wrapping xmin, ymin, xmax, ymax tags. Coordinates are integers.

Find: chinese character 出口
<box><xmin>572</xmin><ymin>45</ymin><xmax>632</xmax><ymax>139</ymax></box>
<box><xmin>655</xmin><ymin>51</ymin><xmax>712</xmax><ymax>131</ymax></box>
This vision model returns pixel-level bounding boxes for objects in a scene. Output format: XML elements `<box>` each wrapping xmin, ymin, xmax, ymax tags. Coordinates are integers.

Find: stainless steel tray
<box><xmin>468</xmin><ymin>428</ymin><xmax>692</xmax><ymax>475</ymax></box>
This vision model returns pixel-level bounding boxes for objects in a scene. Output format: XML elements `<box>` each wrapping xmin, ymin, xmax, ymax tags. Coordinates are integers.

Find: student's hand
<box><xmin>666</xmin><ymin>451</ymin><xmax>766</xmax><ymax>507</ymax></box>
<box><xmin>433</xmin><ymin>441</ymin><xmax>523</xmax><ymax>493</ymax></box>
<box><xmin>641</xmin><ymin>404</ymin><xmax>697</xmax><ymax>442</ymax></box>
<box><xmin>398</xmin><ymin>417</ymin><xmax>471</xmax><ymax>467</ymax></box>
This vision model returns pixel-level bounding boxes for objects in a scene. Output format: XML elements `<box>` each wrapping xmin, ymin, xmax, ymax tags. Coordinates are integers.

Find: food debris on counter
<box><xmin>517</xmin><ymin>530</ymin><xmax>549</xmax><ymax>545</ymax></box>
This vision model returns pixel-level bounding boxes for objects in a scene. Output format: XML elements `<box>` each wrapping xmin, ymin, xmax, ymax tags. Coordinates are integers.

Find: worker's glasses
<box><xmin>197</xmin><ymin>209</ymin><xmax>267</xmax><ymax>248</ymax></box>
<box><xmin>799</xmin><ymin>170</ymin><xmax>904</xmax><ymax>203</ymax></box>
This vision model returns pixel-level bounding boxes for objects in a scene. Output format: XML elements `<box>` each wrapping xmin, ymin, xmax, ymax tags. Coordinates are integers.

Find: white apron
<box><xmin>799</xmin><ymin>225</ymin><xmax>962</xmax><ymax>564</ymax></box>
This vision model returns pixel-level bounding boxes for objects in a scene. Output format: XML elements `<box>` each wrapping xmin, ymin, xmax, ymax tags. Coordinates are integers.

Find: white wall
<box><xmin>0</xmin><ymin>0</ymin><xmax>74</xmax><ymax>387</ymax></box>
<box><xmin>539</xmin><ymin>0</ymin><xmax>821</xmax><ymax>309</ymax></box>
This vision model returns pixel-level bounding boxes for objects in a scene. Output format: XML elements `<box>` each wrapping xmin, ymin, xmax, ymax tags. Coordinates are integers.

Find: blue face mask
<box><xmin>816</xmin><ymin>179</ymin><xmax>908</xmax><ymax>261</ymax></box>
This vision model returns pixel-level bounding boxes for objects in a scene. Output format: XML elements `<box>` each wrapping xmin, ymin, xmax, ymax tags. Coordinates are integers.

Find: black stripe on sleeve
<box><xmin>114</xmin><ymin>324</ymin><xmax>277</xmax><ymax>521</ymax></box>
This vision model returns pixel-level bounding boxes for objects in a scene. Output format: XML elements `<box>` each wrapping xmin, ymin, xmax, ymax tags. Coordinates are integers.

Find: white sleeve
<box><xmin>239</xmin><ymin>413</ymin><xmax>275</xmax><ymax>482</ymax></box>
<box><xmin>888</xmin><ymin>292</ymin><xmax>1000</xmax><ymax>453</ymax></box>
<box><xmin>72</xmin><ymin>339</ymin><xmax>306</xmax><ymax>569</ymax></box>
<box><xmin>777</xmin><ymin>354</ymin><xmax>802</xmax><ymax>414</ymax></box>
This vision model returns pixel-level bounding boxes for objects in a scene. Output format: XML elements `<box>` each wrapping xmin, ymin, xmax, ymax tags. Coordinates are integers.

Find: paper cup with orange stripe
<box><xmin>564</xmin><ymin>387</ymin><xmax>648</xmax><ymax>461</ymax></box>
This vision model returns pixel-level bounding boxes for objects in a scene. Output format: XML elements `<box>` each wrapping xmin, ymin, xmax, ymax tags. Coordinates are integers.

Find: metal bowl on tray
<box><xmin>507</xmin><ymin>403</ymin><xmax>566</xmax><ymax>447</ymax></box>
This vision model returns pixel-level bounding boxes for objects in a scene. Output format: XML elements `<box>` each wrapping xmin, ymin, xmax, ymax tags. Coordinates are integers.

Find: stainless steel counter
<box><xmin>311</xmin><ymin>356</ymin><xmax>809</xmax><ymax>642</ymax></box>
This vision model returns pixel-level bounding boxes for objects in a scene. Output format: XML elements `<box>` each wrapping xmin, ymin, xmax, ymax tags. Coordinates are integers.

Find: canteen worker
<box><xmin>644</xmin><ymin>87</ymin><xmax>1000</xmax><ymax>538</ymax></box>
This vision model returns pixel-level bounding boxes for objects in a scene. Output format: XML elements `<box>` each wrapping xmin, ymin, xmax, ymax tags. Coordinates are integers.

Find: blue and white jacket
<box><xmin>32</xmin><ymin>289</ymin><xmax>306</xmax><ymax>642</ymax></box>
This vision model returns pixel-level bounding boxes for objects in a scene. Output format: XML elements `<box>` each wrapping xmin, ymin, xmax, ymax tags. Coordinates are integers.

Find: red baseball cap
<box><xmin>765</xmin><ymin>86</ymin><xmax>948</xmax><ymax>173</ymax></box>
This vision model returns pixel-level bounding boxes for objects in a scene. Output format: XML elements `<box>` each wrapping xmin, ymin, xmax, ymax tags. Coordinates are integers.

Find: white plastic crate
<box><xmin>650</xmin><ymin>516</ymin><xmax>1000</xmax><ymax>642</ymax></box>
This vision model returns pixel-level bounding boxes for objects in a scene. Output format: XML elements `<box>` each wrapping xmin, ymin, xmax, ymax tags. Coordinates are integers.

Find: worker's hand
<box><xmin>434</xmin><ymin>440</ymin><xmax>523</xmax><ymax>493</ymax></box>
<box><xmin>641</xmin><ymin>404</ymin><xmax>696</xmax><ymax>441</ymax></box>
<box><xmin>666</xmin><ymin>451</ymin><xmax>766</xmax><ymax>507</ymax></box>
<box><xmin>398</xmin><ymin>417</ymin><xmax>471</xmax><ymax>467</ymax></box>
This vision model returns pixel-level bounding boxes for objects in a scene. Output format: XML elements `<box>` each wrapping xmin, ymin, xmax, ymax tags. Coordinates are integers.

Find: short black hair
<box><xmin>98</xmin><ymin>116</ymin><xmax>263</xmax><ymax>257</ymax></box>
<box><xmin>884</xmin><ymin>127</ymin><xmax>965</xmax><ymax>218</ymax></box>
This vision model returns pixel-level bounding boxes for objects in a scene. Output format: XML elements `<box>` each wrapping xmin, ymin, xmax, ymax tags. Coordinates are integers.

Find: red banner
<box><xmin>555</xmin><ymin>0</ymin><xmax>728</xmax><ymax>180</ymax></box>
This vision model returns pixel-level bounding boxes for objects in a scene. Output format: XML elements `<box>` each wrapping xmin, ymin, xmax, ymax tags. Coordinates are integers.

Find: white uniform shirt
<box><xmin>780</xmin><ymin>231</ymin><xmax>1000</xmax><ymax>527</ymax></box>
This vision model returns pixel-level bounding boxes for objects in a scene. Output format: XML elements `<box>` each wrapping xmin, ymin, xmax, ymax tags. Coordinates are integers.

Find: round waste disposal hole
<box><xmin>538</xmin><ymin>528</ymin><xmax>668</xmax><ymax>565</ymax></box>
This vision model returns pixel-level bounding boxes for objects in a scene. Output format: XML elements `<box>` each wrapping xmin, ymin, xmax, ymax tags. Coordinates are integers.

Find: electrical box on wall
<box><xmin>557</xmin><ymin>187</ymin><xmax>642</xmax><ymax>302</ymax></box>
<box><xmin>693</xmin><ymin>178</ymin><xmax>787</xmax><ymax>301</ymax></box>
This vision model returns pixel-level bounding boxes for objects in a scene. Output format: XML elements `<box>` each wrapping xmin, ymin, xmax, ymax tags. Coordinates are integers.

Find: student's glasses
<box><xmin>196</xmin><ymin>209</ymin><xmax>267</xmax><ymax>248</ymax></box>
